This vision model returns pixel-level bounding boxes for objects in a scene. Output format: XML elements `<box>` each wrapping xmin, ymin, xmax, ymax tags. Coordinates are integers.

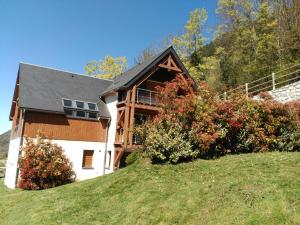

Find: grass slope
<box><xmin>0</xmin><ymin>130</ymin><xmax>10</xmax><ymax>159</ymax></box>
<box><xmin>0</xmin><ymin>152</ymin><xmax>299</xmax><ymax>225</ymax></box>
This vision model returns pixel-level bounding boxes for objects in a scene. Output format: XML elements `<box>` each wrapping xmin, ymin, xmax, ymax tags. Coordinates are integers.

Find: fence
<box><xmin>222</xmin><ymin>63</ymin><xmax>300</xmax><ymax>99</ymax></box>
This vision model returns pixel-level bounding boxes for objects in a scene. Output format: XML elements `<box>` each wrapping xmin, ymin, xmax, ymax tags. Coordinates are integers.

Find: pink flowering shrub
<box><xmin>18</xmin><ymin>133</ymin><xmax>75</xmax><ymax>190</ymax></box>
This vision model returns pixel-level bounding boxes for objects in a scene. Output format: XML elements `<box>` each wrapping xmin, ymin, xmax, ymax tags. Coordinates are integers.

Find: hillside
<box><xmin>0</xmin><ymin>130</ymin><xmax>10</xmax><ymax>159</ymax></box>
<box><xmin>0</xmin><ymin>152</ymin><xmax>299</xmax><ymax>225</ymax></box>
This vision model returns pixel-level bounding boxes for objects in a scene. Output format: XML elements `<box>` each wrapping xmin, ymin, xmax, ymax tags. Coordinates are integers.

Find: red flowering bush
<box><xmin>139</xmin><ymin>75</ymin><xmax>300</xmax><ymax>163</ymax></box>
<box><xmin>18</xmin><ymin>133</ymin><xmax>75</xmax><ymax>190</ymax></box>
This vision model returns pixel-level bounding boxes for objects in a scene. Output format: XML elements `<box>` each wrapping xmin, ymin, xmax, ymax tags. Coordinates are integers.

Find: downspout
<box><xmin>102</xmin><ymin>117</ymin><xmax>111</xmax><ymax>175</ymax></box>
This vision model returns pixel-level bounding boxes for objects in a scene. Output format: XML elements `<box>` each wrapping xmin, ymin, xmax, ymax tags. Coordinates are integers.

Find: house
<box><xmin>4</xmin><ymin>46</ymin><xmax>194</xmax><ymax>188</ymax></box>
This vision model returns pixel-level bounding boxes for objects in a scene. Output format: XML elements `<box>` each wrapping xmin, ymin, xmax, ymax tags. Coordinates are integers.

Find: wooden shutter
<box><xmin>82</xmin><ymin>150</ymin><xmax>94</xmax><ymax>168</ymax></box>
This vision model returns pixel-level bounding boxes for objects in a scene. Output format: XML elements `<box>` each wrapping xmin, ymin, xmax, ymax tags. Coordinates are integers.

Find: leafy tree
<box><xmin>214</xmin><ymin>0</ymin><xmax>282</xmax><ymax>86</ymax></box>
<box><xmin>134</xmin><ymin>46</ymin><xmax>158</xmax><ymax>64</ymax></box>
<box><xmin>172</xmin><ymin>8</ymin><xmax>207</xmax><ymax>81</ymax></box>
<box><xmin>85</xmin><ymin>56</ymin><xmax>127</xmax><ymax>79</ymax></box>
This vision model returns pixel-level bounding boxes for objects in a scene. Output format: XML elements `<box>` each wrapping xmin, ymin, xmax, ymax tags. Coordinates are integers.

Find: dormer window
<box><xmin>88</xmin><ymin>103</ymin><xmax>97</xmax><ymax>110</ymax></box>
<box><xmin>63</xmin><ymin>99</ymin><xmax>73</xmax><ymax>107</ymax></box>
<box><xmin>62</xmin><ymin>98</ymin><xmax>99</xmax><ymax>120</ymax></box>
<box><xmin>76</xmin><ymin>101</ymin><xmax>84</xmax><ymax>109</ymax></box>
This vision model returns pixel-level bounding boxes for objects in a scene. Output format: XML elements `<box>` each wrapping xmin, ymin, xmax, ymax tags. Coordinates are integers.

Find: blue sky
<box><xmin>0</xmin><ymin>0</ymin><xmax>218</xmax><ymax>135</ymax></box>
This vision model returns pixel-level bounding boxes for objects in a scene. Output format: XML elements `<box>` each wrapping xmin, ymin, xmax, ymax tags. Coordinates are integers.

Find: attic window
<box><xmin>62</xmin><ymin>98</ymin><xmax>99</xmax><ymax>120</ymax></box>
<box><xmin>76</xmin><ymin>101</ymin><xmax>84</xmax><ymax>109</ymax></box>
<box><xmin>88</xmin><ymin>103</ymin><xmax>97</xmax><ymax>110</ymax></box>
<box><xmin>63</xmin><ymin>99</ymin><xmax>73</xmax><ymax>107</ymax></box>
<box><xmin>76</xmin><ymin>110</ymin><xmax>86</xmax><ymax>118</ymax></box>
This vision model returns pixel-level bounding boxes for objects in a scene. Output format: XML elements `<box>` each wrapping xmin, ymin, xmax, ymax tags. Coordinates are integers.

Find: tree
<box><xmin>172</xmin><ymin>8</ymin><xmax>208</xmax><ymax>81</ymax></box>
<box><xmin>18</xmin><ymin>134</ymin><xmax>75</xmax><ymax>190</ymax></box>
<box><xmin>84</xmin><ymin>56</ymin><xmax>127</xmax><ymax>79</ymax></box>
<box><xmin>134</xmin><ymin>46</ymin><xmax>158</xmax><ymax>64</ymax></box>
<box><xmin>214</xmin><ymin>0</ymin><xmax>281</xmax><ymax>86</ymax></box>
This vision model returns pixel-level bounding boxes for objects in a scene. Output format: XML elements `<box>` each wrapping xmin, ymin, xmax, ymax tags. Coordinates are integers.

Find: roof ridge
<box><xmin>113</xmin><ymin>46</ymin><xmax>171</xmax><ymax>81</ymax></box>
<box><xmin>19</xmin><ymin>62</ymin><xmax>113</xmax><ymax>82</ymax></box>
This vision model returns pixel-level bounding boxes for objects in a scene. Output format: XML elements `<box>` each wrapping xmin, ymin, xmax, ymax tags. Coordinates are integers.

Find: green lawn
<box><xmin>0</xmin><ymin>152</ymin><xmax>299</xmax><ymax>225</ymax></box>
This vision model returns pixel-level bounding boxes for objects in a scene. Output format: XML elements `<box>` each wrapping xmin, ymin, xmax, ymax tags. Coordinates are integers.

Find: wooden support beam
<box><xmin>135</xmin><ymin>103</ymin><xmax>161</xmax><ymax>111</ymax></box>
<box><xmin>158</xmin><ymin>64</ymin><xmax>182</xmax><ymax>72</ymax></box>
<box><xmin>158</xmin><ymin>55</ymin><xmax>182</xmax><ymax>73</ymax></box>
<box><xmin>116</xmin><ymin>110</ymin><xmax>125</xmax><ymax>127</ymax></box>
<box><xmin>128</xmin><ymin>85</ymin><xmax>137</xmax><ymax>146</ymax></box>
<box><xmin>123</xmin><ymin>90</ymin><xmax>131</xmax><ymax>149</ymax></box>
<box><xmin>114</xmin><ymin>89</ymin><xmax>131</xmax><ymax>169</ymax></box>
<box><xmin>136</xmin><ymin>67</ymin><xmax>159</xmax><ymax>87</ymax></box>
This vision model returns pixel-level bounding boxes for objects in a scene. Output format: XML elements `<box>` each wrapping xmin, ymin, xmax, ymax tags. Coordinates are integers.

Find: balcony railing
<box><xmin>136</xmin><ymin>88</ymin><xmax>160</xmax><ymax>106</ymax></box>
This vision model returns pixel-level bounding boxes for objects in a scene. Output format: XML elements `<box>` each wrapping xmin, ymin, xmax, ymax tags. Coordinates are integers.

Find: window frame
<box><xmin>62</xmin><ymin>98</ymin><xmax>99</xmax><ymax>120</ymax></box>
<box><xmin>82</xmin><ymin>150</ymin><xmax>94</xmax><ymax>169</ymax></box>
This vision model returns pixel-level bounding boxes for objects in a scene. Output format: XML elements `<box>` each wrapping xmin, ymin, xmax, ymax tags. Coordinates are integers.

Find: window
<box><xmin>64</xmin><ymin>108</ymin><xmax>73</xmax><ymax>116</ymax></box>
<box><xmin>62</xmin><ymin>98</ymin><xmax>99</xmax><ymax>120</ymax></box>
<box><xmin>82</xmin><ymin>150</ymin><xmax>94</xmax><ymax>168</ymax></box>
<box><xmin>63</xmin><ymin>99</ymin><xmax>73</xmax><ymax>107</ymax></box>
<box><xmin>76</xmin><ymin>101</ymin><xmax>84</xmax><ymax>109</ymax></box>
<box><xmin>76</xmin><ymin>110</ymin><xmax>86</xmax><ymax>118</ymax></box>
<box><xmin>105</xmin><ymin>151</ymin><xmax>111</xmax><ymax>169</ymax></box>
<box><xmin>88</xmin><ymin>112</ymin><xmax>98</xmax><ymax>119</ymax></box>
<box><xmin>88</xmin><ymin>103</ymin><xmax>97</xmax><ymax>110</ymax></box>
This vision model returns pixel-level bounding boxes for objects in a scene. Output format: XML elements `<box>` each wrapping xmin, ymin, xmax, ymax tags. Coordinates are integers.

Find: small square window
<box><xmin>76</xmin><ymin>101</ymin><xmax>84</xmax><ymax>109</ymax></box>
<box><xmin>64</xmin><ymin>109</ymin><xmax>73</xmax><ymax>116</ymax></box>
<box><xmin>63</xmin><ymin>99</ymin><xmax>73</xmax><ymax>107</ymax></box>
<box><xmin>88</xmin><ymin>103</ymin><xmax>97</xmax><ymax>110</ymax></box>
<box><xmin>82</xmin><ymin>150</ymin><xmax>94</xmax><ymax>168</ymax></box>
<box><xmin>88</xmin><ymin>112</ymin><xmax>98</xmax><ymax>119</ymax></box>
<box><xmin>76</xmin><ymin>110</ymin><xmax>86</xmax><ymax>118</ymax></box>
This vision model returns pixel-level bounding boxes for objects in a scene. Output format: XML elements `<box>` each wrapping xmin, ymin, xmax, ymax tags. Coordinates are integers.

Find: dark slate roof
<box><xmin>100</xmin><ymin>46</ymin><xmax>191</xmax><ymax>95</ymax></box>
<box><xmin>18</xmin><ymin>63</ymin><xmax>112</xmax><ymax>118</ymax></box>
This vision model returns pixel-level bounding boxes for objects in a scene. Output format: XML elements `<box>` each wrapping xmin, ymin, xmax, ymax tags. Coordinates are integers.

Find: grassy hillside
<box><xmin>0</xmin><ymin>152</ymin><xmax>299</xmax><ymax>225</ymax></box>
<box><xmin>0</xmin><ymin>130</ymin><xmax>10</xmax><ymax>159</ymax></box>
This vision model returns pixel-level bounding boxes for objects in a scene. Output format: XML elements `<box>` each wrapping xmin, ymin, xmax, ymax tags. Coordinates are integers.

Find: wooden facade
<box><xmin>113</xmin><ymin>53</ymin><xmax>190</xmax><ymax>168</ymax></box>
<box><xmin>23</xmin><ymin>111</ymin><xmax>108</xmax><ymax>142</ymax></box>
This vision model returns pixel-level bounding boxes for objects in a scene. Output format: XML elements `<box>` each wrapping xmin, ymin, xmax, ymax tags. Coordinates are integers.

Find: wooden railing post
<box><xmin>272</xmin><ymin>72</ymin><xmax>276</xmax><ymax>90</ymax></box>
<box><xmin>224</xmin><ymin>91</ymin><xmax>227</xmax><ymax>100</ymax></box>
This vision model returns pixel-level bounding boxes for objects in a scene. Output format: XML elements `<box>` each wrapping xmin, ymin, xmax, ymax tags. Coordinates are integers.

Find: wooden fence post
<box><xmin>245</xmin><ymin>83</ymin><xmax>249</xmax><ymax>98</ymax></box>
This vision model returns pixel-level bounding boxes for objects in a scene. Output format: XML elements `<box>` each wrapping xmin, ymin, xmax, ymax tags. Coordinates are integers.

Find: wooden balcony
<box><xmin>135</xmin><ymin>88</ymin><xmax>159</xmax><ymax>106</ymax></box>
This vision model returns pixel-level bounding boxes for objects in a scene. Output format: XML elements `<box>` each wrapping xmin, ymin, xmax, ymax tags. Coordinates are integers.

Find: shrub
<box><xmin>140</xmin><ymin>75</ymin><xmax>300</xmax><ymax>163</ymax></box>
<box><xmin>140</xmin><ymin>120</ymin><xmax>195</xmax><ymax>163</ymax></box>
<box><xmin>125</xmin><ymin>151</ymin><xmax>144</xmax><ymax>166</ymax></box>
<box><xmin>18</xmin><ymin>133</ymin><xmax>75</xmax><ymax>190</ymax></box>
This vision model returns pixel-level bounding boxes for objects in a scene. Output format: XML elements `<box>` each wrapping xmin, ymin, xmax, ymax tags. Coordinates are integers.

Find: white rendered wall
<box><xmin>5</xmin><ymin>138</ymin><xmax>106</xmax><ymax>188</ymax></box>
<box><xmin>104</xmin><ymin>94</ymin><xmax>118</xmax><ymax>173</ymax></box>
<box><xmin>52</xmin><ymin>140</ymin><xmax>106</xmax><ymax>180</ymax></box>
<box><xmin>4</xmin><ymin>137</ymin><xmax>21</xmax><ymax>189</ymax></box>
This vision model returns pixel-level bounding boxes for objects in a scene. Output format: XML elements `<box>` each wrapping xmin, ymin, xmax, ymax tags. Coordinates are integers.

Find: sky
<box><xmin>0</xmin><ymin>0</ymin><xmax>218</xmax><ymax>135</ymax></box>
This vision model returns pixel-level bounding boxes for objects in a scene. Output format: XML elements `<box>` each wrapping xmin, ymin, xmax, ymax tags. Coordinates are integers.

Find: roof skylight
<box><xmin>62</xmin><ymin>98</ymin><xmax>99</xmax><ymax>120</ymax></box>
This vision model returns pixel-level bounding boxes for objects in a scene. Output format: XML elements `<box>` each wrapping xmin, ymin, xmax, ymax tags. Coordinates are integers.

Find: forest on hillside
<box><xmin>84</xmin><ymin>0</ymin><xmax>300</xmax><ymax>92</ymax></box>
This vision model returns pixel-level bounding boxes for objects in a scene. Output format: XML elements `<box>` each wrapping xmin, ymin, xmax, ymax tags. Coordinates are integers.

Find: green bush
<box><xmin>141</xmin><ymin>121</ymin><xmax>195</xmax><ymax>163</ymax></box>
<box><xmin>125</xmin><ymin>151</ymin><xmax>144</xmax><ymax>166</ymax></box>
